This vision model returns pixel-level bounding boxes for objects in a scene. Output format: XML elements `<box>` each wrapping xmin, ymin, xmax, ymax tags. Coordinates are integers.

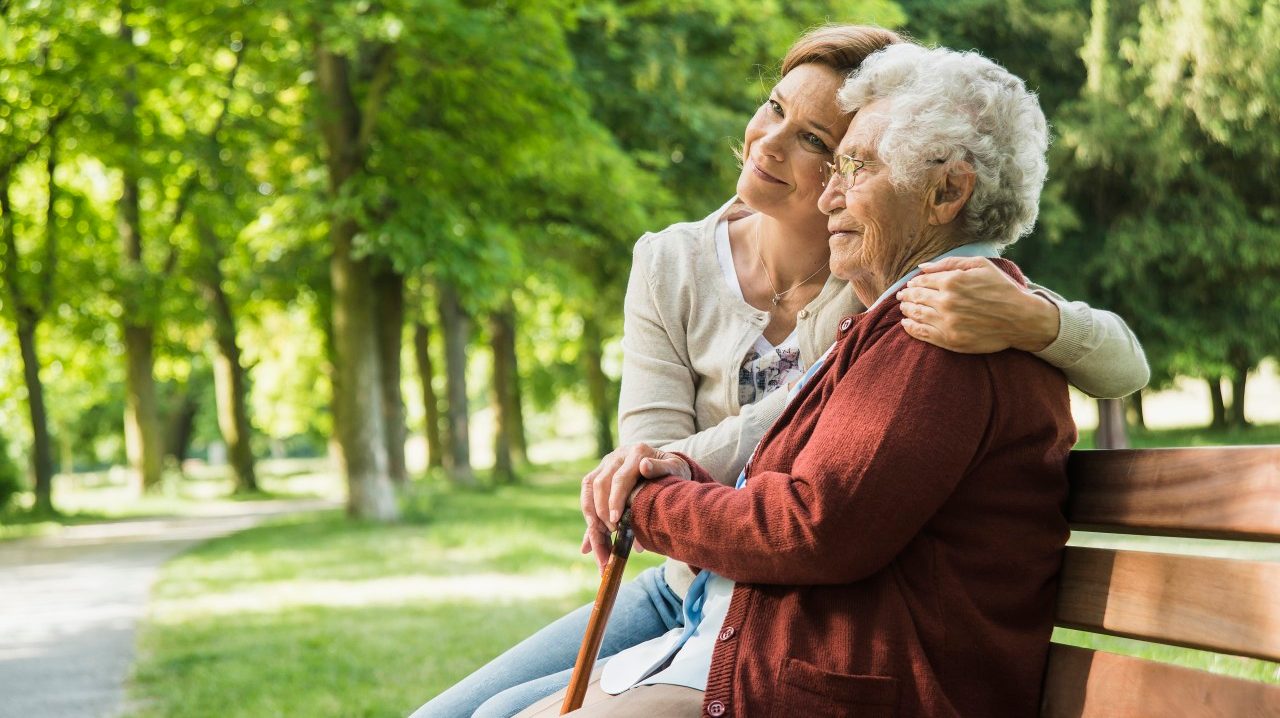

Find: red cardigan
<box><xmin>630</xmin><ymin>260</ymin><xmax>1075</xmax><ymax>717</ymax></box>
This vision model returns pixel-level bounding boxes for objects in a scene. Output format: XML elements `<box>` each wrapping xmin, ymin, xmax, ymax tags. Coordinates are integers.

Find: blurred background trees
<box><xmin>0</xmin><ymin>0</ymin><xmax>1276</xmax><ymax>517</ymax></box>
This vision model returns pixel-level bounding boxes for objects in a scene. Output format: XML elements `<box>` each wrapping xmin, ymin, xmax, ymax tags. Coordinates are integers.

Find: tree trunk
<box><xmin>511</xmin><ymin>355</ymin><xmax>528</xmax><ymax>465</ymax></box>
<box><xmin>490</xmin><ymin>305</ymin><xmax>517</xmax><ymax>484</ymax></box>
<box><xmin>196</xmin><ymin>224</ymin><xmax>258</xmax><ymax>493</ymax></box>
<box><xmin>1095</xmin><ymin>398</ymin><xmax>1129</xmax><ymax>449</ymax></box>
<box><xmin>582</xmin><ymin>314</ymin><xmax>614</xmax><ymax>459</ymax></box>
<box><xmin>166</xmin><ymin>390</ymin><xmax>199</xmax><ymax>469</ymax></box>
<box><xmin>118</xmin><ymin>5</ymin><xmax>164</xmax><ymax>492</ymax></box>
<box><xmin>438</xmin><ymin>281</ymin><xmax>475</xmax><ymax>487</ymax></box>
<box><xmin>122</xmin><ymin>323</ymin><xmax>164</xmax><ymax>491</ymax></box>
<box><xmin>495</xmin><ymin>300</ymin><xmax>528</xmax><ymax>465</ymax></box>
<box><xmin>1127</xmin><ymin>390</ymin><xmax>1146</xmax><ymax>430</ymax></box>
<box><xmin>374</xmin><ymin>267</ymin><xmax>408</xmax><ymax>484</ymax></box>
<box><xmin>413</xmin><ymin>321</ymin><xmax>444</xmax><ymax>470</ymax></box>
<box><xmin>1229</xmin><ymin>367</ymin><xmax>1250</xmax><ymax>429</ymax></box>
<box><xmin>1208</xmin><ymin>376</ymin><xmax>1227</xmax><ymax>429</ymax></box>
<box><xmin>211</xmin><ymin>345</ymin><xmax>257</xmax><ymax>491</ymax></box>
<box><xmin>316</xmin><ymin>47</ymin><xmax>397</xmax><ymax>520</ymax></box>
<box><xmin>15</xmin><ymin>319</ymin><xmax>54</xmax><ymax>513</ymax></box>
<box><xmin>1</xmin><ymin>178</ymin><xmax>55</xmax><ymax>513</ymax></box>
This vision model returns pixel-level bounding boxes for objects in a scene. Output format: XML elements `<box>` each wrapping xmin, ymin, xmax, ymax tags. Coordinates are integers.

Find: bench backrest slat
<box><xmin>1065</xmin><ymin>447</ymin><xmax>1280</xmax><ymax>541</ymax></box>
<box><xmin>1043</xmin><ymin>445</ymin><xmax>1280</xmax><ymax>718</ymax></box>
<box><xmin>1055</xmin><ymin>546</ymin><xmax>1280</xmax><ymax>662</ymax></box>
<box><xmin>1041</xmin><ymin>644</ymin><xmax>1280</xmax><ymax>718</ymax></box>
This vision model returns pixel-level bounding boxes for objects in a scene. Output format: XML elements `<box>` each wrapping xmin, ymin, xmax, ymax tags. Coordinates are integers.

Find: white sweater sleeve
<box><xmin>617</xmin><ymin>238</ymin><xmax>787</xmax><ymax>485</ymax></box>
<box><xmin>1027</xmin><ymin>282</ymin><xmax>1151</xmax><ymax>399</ymax></box>
<box><xmin>653</xmin><ymin>387</ymin><xmax>788</xmax><ymax>486</ymax></box>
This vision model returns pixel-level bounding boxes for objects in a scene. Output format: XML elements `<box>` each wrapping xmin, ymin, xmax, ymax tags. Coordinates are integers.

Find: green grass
<box><xmin>1052</xmin><ymin>629</ymin><xmax>1280</xmax><ymax>684</ymax></box>
<box><xmin>1076</xmin><ymin>421</ymin><xmax>1280</xmax><ymax>449</ymax></box>
<box><xmin>126</xmin><ymin>426</ymin><xmax>1280</xmax><ymax>716</ymax></box>
<box><xmin>0</xmin><ymin>458</ymin><xmax>337</xmax><ymax>542</ymax></box>
<box><xmin>126</xmin><ymin>463</ymin><xmax>663</xmax><ymax>718</ymax></box>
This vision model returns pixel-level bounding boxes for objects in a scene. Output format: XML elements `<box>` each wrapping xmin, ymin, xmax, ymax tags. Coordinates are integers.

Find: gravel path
<box><xmin>0</xmin><ymin>498</ymin><xmax>337</xmax><ymax>718</ymax></box>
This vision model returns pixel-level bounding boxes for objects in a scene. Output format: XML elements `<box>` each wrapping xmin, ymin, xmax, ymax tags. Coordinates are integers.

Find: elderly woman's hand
<box><xmin>896</xmin><ymin>256</ymin><xmax>1060</xmax><ymax>354</ymax></box>
<box><xmin>578</xmin><ymin>444</ymin><xmax>690</xmax><ymax>571</ymax></box>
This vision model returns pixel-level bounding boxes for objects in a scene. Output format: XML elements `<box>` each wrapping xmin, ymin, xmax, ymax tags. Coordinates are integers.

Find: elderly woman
<box><xmin>411</xmin><ymin>25</ymin><xmax>1145</xmax><ymax>718</ymax></box>
<box><xmin>544</xmin><ymin>44</ymin><xmax>1075</xmax><ymax>717</ymax></box>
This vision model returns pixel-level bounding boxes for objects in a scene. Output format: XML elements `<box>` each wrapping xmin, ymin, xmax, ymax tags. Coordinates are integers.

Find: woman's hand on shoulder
<box><xmin>579</xmin><ymin>444</ymin><xmax>690</xmax><ymax>571</ymax></box>
<box><xmin>896</xmin><ymin>256</ymin><xmax>1060</xmax><ymax>354</ymax></box>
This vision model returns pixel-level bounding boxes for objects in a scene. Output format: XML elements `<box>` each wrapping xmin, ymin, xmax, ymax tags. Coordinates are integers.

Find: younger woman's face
<box><xmin>736</xmin><ymin>62</ymin><xmax>848</xmax><ymax>221</ymax></box>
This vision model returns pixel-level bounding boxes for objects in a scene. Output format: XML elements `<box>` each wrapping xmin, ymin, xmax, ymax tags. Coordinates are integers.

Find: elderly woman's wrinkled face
<box><xmin>818</xmin><ymin>99</ymin><xmax>935</xmax><ymax>288</ymax></box>
<box><xmin>736</xmin><ymin>63</ymin><xmax>847</xmax><ymax>219</ymax></box>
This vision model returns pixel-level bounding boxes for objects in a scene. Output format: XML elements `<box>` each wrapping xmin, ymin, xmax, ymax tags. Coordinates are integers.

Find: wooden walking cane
<box><xmin>560</xmin><ymin>510</ymin><xmax>635</xmax><ymax>714</ymax></box>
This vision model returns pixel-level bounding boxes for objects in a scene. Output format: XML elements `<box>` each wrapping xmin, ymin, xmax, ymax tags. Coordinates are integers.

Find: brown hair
<box><xmin>780</xmin><ymin>24</ymin><xmax>905</xmax><ymax>77</ymax></box>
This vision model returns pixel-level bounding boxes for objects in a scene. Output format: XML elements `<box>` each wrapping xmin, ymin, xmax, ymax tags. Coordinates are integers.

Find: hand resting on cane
<box><xmin>579</xmin><ymin>444</ymin><xmax>690</xmax><ymax>571</ymax></box>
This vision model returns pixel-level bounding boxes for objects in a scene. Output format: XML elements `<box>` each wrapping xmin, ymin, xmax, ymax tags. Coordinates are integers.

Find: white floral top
<box><xmin>714</xmin><ymin>218</ymin><xmax>808</xmax><ymax>407</ymax></box>
<box><xmin>737</xmin><ymin>343</ymin><xmax>803</xmax><ymax>406</ymax></box>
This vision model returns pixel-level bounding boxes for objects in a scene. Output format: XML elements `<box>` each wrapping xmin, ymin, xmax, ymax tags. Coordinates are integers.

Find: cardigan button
<box><xmin>798</xmin><ymin>309</ymin><xmax>809</xmax><ymax>319</ymax></box>
<box><xmin>839</xmin><ymin>317</ymin><xmax>853</xmax><ymax>331</ymax></box>
<box><xmin>707</xmin><ymin>700</ymin><xmax>726</xmax><ymax>716</ymax></box>
<box><xmin>718</xmin><ymin>626</ymin><xmax>735</xmax><ymax>641</ymax></box>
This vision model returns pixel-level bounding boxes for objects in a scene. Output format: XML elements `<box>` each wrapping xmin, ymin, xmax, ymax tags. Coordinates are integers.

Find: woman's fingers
<box><xmin>900</xmin><ymin>316</ymin><xmax>938</xmax><ymax>343</ymax></box>
<box><xmin>896</xmin><ymin>259</ymin><xmax>1029</xmax><ymax>353</ymax></box>
<box><xmin>898</xmin><ymin>299</ymin><xmax>942</xmax><ymax>325</ymax></box>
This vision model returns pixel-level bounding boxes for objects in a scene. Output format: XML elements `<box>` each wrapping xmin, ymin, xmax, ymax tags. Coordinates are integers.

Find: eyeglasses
<box><xmin>821</xmin><ymin>154</ymin><xmax>871</xmax><ymax>189</ymax></box>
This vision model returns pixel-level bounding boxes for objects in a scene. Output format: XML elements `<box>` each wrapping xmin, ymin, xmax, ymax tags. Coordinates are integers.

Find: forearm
<box><xmin>1030</xmin><ymin>291</ymin><xmax>1151</xmax><ymax>398</ymax></box>
<box><xmin>652</xmin><ymin>388</ymin><xmax>788</xmax><ymax>485</ymax></box>
<box><xmin>629</xmin><ymin>473</ymin><xmax>852</xmax><ymax>585</ymax></box>
<box><xmin>1007</xmin><ymin>290</ymin><xmax>1060</xmax><ymax>353</ymax></box>
<box><xmin>631</xmin><ymin>338</ymin><xmax>990</xmax><ymax>585</ymax></box>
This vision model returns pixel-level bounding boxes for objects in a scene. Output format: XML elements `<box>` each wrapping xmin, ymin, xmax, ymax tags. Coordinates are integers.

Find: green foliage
<box><xmin>0</xmin><ymin>431</ymin><xmax>22</xmax><ymax>513</ymax></box>
<box><xmin>1050</xmin><ymin>0</ymin><xmax>1280</xmax><ymax>386</ymax></box>
<box><xmin>912</xmin><ymin>0</ymin><xmax>1280</xmax><ymax>393</ymax></box>
<box><xmin>1</xmin><ymin>0</ymin><xmax>1277</xmax><ymax>479</ymax></box>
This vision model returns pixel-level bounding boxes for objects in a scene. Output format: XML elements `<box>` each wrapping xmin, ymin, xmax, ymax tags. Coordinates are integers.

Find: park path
<box><xmin>0</xmin><ymin>498</ymin><xmax>338</xmax><ymax>718</ymax></box>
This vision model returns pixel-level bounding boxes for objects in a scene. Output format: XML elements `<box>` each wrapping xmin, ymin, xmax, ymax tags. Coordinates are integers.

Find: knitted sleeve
<box><xmin>630</xmin><ymin>327</ymin><xmax>997</xmax><ymax>585</ymax></box>
<box><xmin>1027</xmin><ymin>281</ymin><xmax>1150</xmax><ymax>399</ymax></box>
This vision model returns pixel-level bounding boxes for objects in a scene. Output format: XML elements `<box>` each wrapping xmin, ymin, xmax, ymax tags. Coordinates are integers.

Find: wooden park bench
<box><xmin>1041</xmin><ymin>445</ymin><xmax>1280</xmax><ymax>717</ymax></box>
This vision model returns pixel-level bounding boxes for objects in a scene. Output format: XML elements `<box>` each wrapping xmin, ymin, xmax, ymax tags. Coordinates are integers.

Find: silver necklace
<box><xmin>754</xmin><ymin>220</ymin><xmax>828</xmax><ymax>307</ymax></box>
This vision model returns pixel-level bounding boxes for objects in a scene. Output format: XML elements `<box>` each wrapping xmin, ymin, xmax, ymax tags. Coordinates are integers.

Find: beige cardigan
<box><xmin>618</xmin><ymin>197</ymin><xmax>1150</xmax><ymax>596</ymax></box>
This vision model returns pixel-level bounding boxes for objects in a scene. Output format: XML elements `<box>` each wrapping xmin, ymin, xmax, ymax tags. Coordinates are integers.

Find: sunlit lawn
<box><xmin>125</xmin><ymin>426</ymin><xmax>1280</xmax><ymax>716</ymax></box>
<box><xmin>126</xmin><ymin>462</ymin><xmax>663</xmax><ymax>718</ymax></box>
<box><xmin>1076</xmin><ymin>421</ymin><xmax>1280</xmax><ymax>449</ymax></box>
<box><xmin>0</xmin><ymin>458</ymin><xmax>337</xmax><ymax>542</ymax></box>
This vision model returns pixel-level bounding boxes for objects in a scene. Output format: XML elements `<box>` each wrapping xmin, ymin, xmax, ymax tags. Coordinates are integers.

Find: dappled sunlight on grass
<box><xmin>132</xmin><ymin>600</ymin><xmax>590</xmax><ymax>718</ymax></box>
<box><xmin>1</xmin><ymin>459</ymin><xmax>343</xmax><ymax>543</ymax></box>
<box><xmin>129</xmin><ymin>467</ymin><xmax>663</xmax><ymax>717</ymax></box>
<box><xmin>152</xmin><ymin>569</ymin><xmax>602</xmax><ymax>620</ymax></box>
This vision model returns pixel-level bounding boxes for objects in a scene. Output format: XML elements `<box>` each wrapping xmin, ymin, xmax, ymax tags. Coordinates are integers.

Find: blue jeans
<box><xmin>409</xmin><ymin>565</ymin><xmax>685</xmax><ymax>718</ymax></box>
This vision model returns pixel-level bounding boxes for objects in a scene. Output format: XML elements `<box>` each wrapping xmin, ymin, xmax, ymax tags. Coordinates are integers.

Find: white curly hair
<box><xmin>837</xmin><ymin>44</ymin><xmax>1049</xmax><ymax>248</ymax></box>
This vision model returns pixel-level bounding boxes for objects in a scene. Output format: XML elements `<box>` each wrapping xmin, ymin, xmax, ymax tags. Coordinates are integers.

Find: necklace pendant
<box><xmin>772</xmin><ymin>294</ymin><xmax>782</xmax><ymax>307</ymax></box>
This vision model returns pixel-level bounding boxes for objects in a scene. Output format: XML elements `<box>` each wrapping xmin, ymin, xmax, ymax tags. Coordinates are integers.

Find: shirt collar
<box><xmin>865</xmin><ymin>241</ymin><xmax>1003</xmax><ymax>312</ymax></box>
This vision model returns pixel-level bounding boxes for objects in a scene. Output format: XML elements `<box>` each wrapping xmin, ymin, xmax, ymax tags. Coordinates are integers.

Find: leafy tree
<box><xmin>1051</xmin><ymin>0</ymin><xmax>1280</xmax><ymax>427</ymax></box>
<box><xmin>0</xmin><ymin>0</ymin><xmax>94</xmax><ymax>511</ymax></box>
<box><xmin>555</xmin><ymin>0</ymin><xmax>906</xmax><ymax>453</ymax></box>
